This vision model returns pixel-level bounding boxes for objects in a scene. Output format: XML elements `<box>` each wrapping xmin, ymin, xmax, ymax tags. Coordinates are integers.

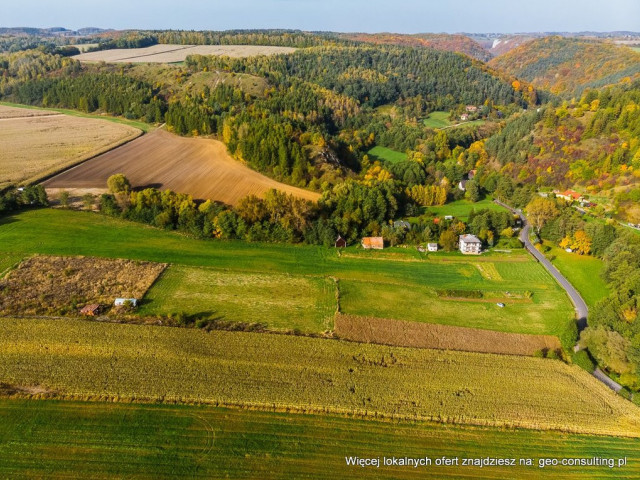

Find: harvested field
<box><xmin>0</xmin><ymin>105</ymin><xmax>141</xmax><ymax>188</ymax></box>
<box><xmin>335</xmin><ymin>314</ymin><xmax>561</xmax><ymax>356</ymax></box>
<box><xmin>74</xmin><ymin>44</ymin><xmax>296</xmax><ymax>63</ymax></box>
<box><xmin>0</xmin><ymin>256</ymin><xmax>165</xmax><ymax>315</ymax></box>
<box><xmin>43</xmin><ymin>129</ymin><xmax>321</xmax><ymax>205</ymax></box>
<box><xmin>1</xmin><ymin>317</ymin><xmax>639</xmax><ymax>436</ymax></box>
<box><xmin>0</xmin><ymin>105</ymin><xmax>58</xmax><ymax>119</ymax></box>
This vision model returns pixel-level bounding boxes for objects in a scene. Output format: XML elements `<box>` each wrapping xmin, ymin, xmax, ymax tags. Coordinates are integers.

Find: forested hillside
<box><xmin>340</xmin><ymin>33</ymin><xmax>491</xmax><ymax>61</ymax></box>
<box><xmin>484</xmin><ymin>80</ymin><xmax>640</xmax><ymax>220</ymax></box>
<box><xmin>490</xmin><ymin>36</ymin><xmax>640</xmax><ymax>96</ymax></box>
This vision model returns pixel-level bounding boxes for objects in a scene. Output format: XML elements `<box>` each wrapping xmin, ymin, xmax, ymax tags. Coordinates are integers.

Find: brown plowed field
<box><xmin>74</xmin><ymin>44</ymin><xmax>296</xmax><ymax>63</ymax></box>
<box><xmin>43</xmin><ymin>129</ymin><xmax>320</xmax><ymax>205</ymax></box>
<box><xmin>334</xmin><ymin>313</ymin><xmax>561</xmax><ymax>356</ymax></box>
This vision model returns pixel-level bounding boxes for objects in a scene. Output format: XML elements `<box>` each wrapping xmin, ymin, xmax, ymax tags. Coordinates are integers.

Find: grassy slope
<box><xmin>1</xmin><ymin>398</ymin><xmax>639</xmax><ymax>479</ymax></box>
<box><xmin>545</xmin><ymin>243</ymin><xmax>611</xmax><ymax>310</ymax></box>
<box><xmin>1</xmin><ymin>317</ymin><xmax>638</xmax><ymax>436</ymax></box>
<box><xmin>367</xmin><ymin>146</ymin><xmax>407</xmax><ymax>163</ymax></box>
<box><xmin>424</xmin><ymin>198</ymin><xmax>508</xmax><ymax>221</ymax></box>
<box><xmin>0</xmin><ymin>209</ymin><xmax>573</xmax><ymax>337</ymax></box>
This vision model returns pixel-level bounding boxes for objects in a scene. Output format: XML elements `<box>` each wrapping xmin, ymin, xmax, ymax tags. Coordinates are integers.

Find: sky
<box><xmin>3</xmin><ymin>0</ymin><xmax>640</xmax><ymax>33</ymax></box>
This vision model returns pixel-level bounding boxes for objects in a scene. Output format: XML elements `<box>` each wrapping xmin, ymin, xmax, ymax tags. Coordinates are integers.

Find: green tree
<box><xmin>439</xmin><ymin>229</ymin><xmax>458</xmax><ymax>252</ymax></box>
<box><xmin>107</xmin><ymin>174</ymin><xmax>131</xmax><ymax>195</ymax></box>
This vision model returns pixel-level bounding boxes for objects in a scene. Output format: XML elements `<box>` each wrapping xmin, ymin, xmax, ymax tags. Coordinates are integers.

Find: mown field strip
<box><xmin>1</xmin><ymin>398</ymin><xmax>639</xmax><ymax>479</ymax></box>
<box><xmin>0</xmin><ymin>317</ymin><xmax>638</xmax><ymax>436</ymax></box>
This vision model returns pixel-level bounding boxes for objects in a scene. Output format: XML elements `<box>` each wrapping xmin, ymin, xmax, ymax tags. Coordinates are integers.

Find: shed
<box><xmin>114</xmin><ymin>298</ymin><xmax>138</xmax><ymax>307</ymax></box>
<box><xmin>80</xmin><ymin>304</ymin><xmax>101</xmax><ymax>316</ymax></box>
<box><xmin>427</xmin><ymin>243</ymin><xmax>439</xmax><ymax>252</ymax></box>
<box><xmin>361</xmin><ymin>237</ymin><xmax>384</xmax><ymax>250</ymax></box>
<box><xmin>335</xmin><ymin>235</ymin><xmax>347</xmax><ymax>248</ymax></box>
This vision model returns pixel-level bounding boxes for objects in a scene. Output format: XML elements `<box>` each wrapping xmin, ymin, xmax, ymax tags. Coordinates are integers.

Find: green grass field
<box><xmin>0</xmin><ymin>209</ymin><xmax>573</xmax><ymax>337</ymax></box>
<box><xmin>139</xmin><ymin>265</ymin><xmax>336</xmax><ymax>331</ymax></box>
<box><xmin>1</xmin><ymin>398</ymin><xmax>639</xmax><ymax>479</ymax></box>
<box><xmin>631</xmin><ymin>46</ymin><xmax>640</xmax><ymax>53</ymax></box>
<box><xmin>367</xmin><ymin>146</ymin><xmax>407</xmax><ymax>163</ymax></box>
<box><xmin>1</xmin><ymin>317</ymin><xmax>638</xmax><ymax>436</ymax></box>
<box><xmin>423</xmin><ymin>111</ymin><xmax>451</xmax><ymax>128</ymax></box>
<box><xmin>424</xmin><ymin>198</ymin><xmax>508</xmax><ymax>221</ymax></box>
<box><xmin>0</xmin><ymin>101</ymin><xmax>153</xmax><ymax>132</ymax></box>
<box><xmin>545</xmin><ymin>243</ymin><xmax>611</xmax><ymax>309</ymax></box>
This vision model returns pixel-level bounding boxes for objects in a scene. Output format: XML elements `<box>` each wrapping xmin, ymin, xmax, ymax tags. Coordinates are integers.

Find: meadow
<box><xmin>1</xmin><ymin>317</ymin><xmax>638</xmax><ymax>436</ymax></box>
<box><xmin>367</xmin><ymin>145</ymin><xmax>408</xmax><ymax>163</ymax></box>
<box><xmin>44</xmin><ymin>129</ymin><xmax>320</xmax><ymax>205</ymax></box>
<box><xmin>0</xmin><ymin>209</ymin><xmax>574</xmax><ymax>340</ymax></box>
<box><xmin>423</xmin><ymin>198</ymin><xmax>507</xmax><ymax>221</ymax></box>
<box><xmin>0</xmin><ymin>105</ymin><xmax>141</xmax><ymax>188</ymax></box>
<box><xmin>139</xmin><ymin>265</ymin><xmax>336</xmax><ymax>332</ymax></box>
<box><xmin>1</xmin><ymin>398</ymin><xmax>639</xmax><ymax>479</ymax></box>
<box><xmin>545</xmin><ymin>242</ymin><xmax>611</xmax><ymax>309</ymax></box>
<box><xmin>422</xmin><ymin>111</ymin><xmax>452</xmax><ymax>128</ymax></box>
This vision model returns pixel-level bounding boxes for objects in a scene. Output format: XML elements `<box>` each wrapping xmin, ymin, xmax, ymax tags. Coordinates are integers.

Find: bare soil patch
<box><xmin>74</xmin><ymin>44</ymin><xmax>296</xmax><ymax>63</ymax></box>
<box><xmin>0</xmin><ymin>106</ymin><xmax>141</xmax><ymax>188</ymax></box>
<box><xmin>43</xmin><ymin>129</ymin><xmax>320</xmax><ymax>205</ymax></box>
<box><xmin>334</xmin><ymin>313</ymin><xmax>561</xmax><ymax>356</ymax></box>
<box><xmin>0</xmin><ymin>255</ymin><xmax>166</xmax><ymax>316</ymax></box>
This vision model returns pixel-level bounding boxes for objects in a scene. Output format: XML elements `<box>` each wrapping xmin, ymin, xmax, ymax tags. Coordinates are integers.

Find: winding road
<box><xmin>494</xmin><ymin>199</ymin><xmax>623</xmax><ymax>392</ymax></box>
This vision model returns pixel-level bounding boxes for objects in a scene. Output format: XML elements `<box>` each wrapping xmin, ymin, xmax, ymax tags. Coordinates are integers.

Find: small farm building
<box><xmin>80</xmin><ymin>304</ymin><xmax>101</xmax><ymax>316</ymax></box>
<box><xmin>335</xmin><ymin>235</ymin><xmax>347</xmax><ymax>248</ymax></box>
<box><xmin>361</xmin><ymin>237</ymin><xmax>384</xmax><ymax>250</ymax></box>
<box><xmin>114</xmin><ymin>298</ymin><xmax>138</xmax><ymax>307</ymax></box>
<box><xmin>393</xmin><ymin>220</ymin><xmax>411</xmax><ymax>230</ymax></box>
<box><xmin>459</xmin><ymin>234</ymin><xmax>482</xmax><ymax>255</ymax></box>
<box><xmin>427</xmin><ymin>243</ymin><xmax>439</xmax><ymax>252</ymax></box>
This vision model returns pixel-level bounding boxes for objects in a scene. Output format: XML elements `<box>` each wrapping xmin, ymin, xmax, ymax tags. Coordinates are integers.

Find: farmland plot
<box><xmin>74</xmin><ymin>44</ymin><xmax>296</xmax><ymax>63</ymax></box>
<box><xmin>139</xmin><ymin>265</ymin><xmax>336</xmax><ymax>332</ymax></box>
<box><xmin>1</xmin><ymin>399</ymin><xmax>639</xmax><ymax>479</ymax></box>
<box><xmin>0</xmin><ymin>105</ymin><xmax>141</xmax><ymax>188</ymax></box>
<box><xmin>0</xmin><ymin>317</ymin><xmax>639</xmax><ymax>436</ymax></box>
<box><xmin>43</xmin><ymin>129</ymin><xmax>321</xmax><ymax>205</ymax></box>
<box><xmin>0</xmin><ymin>255</ymin><xmax>165</xmax><ymax>315</ymax></box>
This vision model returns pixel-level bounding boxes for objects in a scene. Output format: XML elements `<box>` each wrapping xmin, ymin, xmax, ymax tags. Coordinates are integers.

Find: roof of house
<box><xmin>362</xmin><ymin>237</ymin><xmax>384</xmax><ymax>248</ymax></box>
<box><xmin>562</xmin><ymin>190</ymin><xmax>582</xmax><ymax>200</ymax></box>
<box><xmin>427</xmin><ymin>243</ymin><xmax>438</xmax><ymax>248</ymax></box>
<box><xmin>460</xmin><ymin>234</ymin><xmax>482</xmax><ymax>244</ymax></box>
<box><xmin>80</xmin><ymin>304</ymin><xmax>100</xmax><ymax>313</ymax></box>
<box><xmin>393</xmin><ymin>220</ymin><xmax>411</xmax><ymax>229</ymax></box>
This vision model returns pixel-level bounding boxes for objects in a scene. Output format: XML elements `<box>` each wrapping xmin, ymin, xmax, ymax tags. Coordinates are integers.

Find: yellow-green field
<box><xmin>1</xmin><ymin>317</ymin><xmax>638</xmax><ymax>436</ymax></box>
<box><xmin>1</xmin><ymin>398</ymin><xmax>639</xmax><ymax>479</ymax></box>
<box><xmin>139</xmin><ymin>265</ymin><xmax>336</xmax><ymax>331</ymax></box>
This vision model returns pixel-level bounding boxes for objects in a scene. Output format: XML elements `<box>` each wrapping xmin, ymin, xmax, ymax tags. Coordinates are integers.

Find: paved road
<box><xmin>494</xmin><ymin>200</ymin><xmax>589</xmax><ymax>329</ymax></box>
<box><xmin>494</xmin><ymin>200</ymin><xmax>624</xmax><ymax>393</ymax></box>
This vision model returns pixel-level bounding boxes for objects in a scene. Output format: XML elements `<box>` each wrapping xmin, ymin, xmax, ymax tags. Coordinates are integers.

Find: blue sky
<box><xmin>3</xmin><ymin>0</ymin><xmax>639</xmax><ymax>33</ymax></box>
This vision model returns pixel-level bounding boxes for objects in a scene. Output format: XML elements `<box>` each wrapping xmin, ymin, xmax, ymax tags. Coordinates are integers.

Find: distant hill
<box><xmin>489</xmin><ymin>36</ymin><xmax>640</xmax><ymax>96</ymax></box>
<box><xmin>341</xmin><ymin>33</ymin><xmax>491</xmax><ymax>61</ymax></box>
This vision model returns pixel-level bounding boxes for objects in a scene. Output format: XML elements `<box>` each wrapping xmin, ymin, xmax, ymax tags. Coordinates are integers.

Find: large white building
<box><xmin>459</xmin><ymin>234</ymin><xmax>482</xmax><ymax>255</ymax></box>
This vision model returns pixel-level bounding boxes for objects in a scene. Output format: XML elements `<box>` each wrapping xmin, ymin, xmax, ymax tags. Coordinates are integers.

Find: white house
<box><xmin>459</xmin><ymin>234</ymin><xmax>482</xmax><ymax>255</ymax></box>
<box><xmin>427</xmin><ymin>243</ymin><xmax>439</xmax><ymax>252</ymax></box>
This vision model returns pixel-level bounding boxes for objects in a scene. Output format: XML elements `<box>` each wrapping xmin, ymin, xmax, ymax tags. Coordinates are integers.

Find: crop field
<box><xmin>335</xmin><ymin>314</ymin><xmax>561</xmax><ymax>356</ymax></box>
<box><xmin>0</xmin><ymin>105</ymin><xmax>142</xmax><ymax>188</ymax></box>
<box><xmin>43</xmin><ymin>129</ymin><xmax>321</xmax><ymax>205</ymax></box>
<box><xmin>545</xmin><ymin>242</ymin><xmax>611</xmax><ymax>309</ymax></box>
<box><xmin>0</xmin><ymin>255</ymin><xmax>165</xmax><ymax>316</ymax></box>
<box><xmin>139</xmin><ymin>265</ymin><xmax>336</xmax><ymax>332</ymax></box>
<box><xmin>0</xmin><ymin>209</ymin><xmax>574</xmax><ymax>339</ymax></box>
<box><xmin>73</xmin><ymin>44</ymin><xmax>297</xmax><ymax>63</ymax></box>
<box><xmin>1</xmin><ymin>317</ymin><xmax>639</xmax><ymax>436</ymax></box>
<box><xmin>423</xmin><ymin>198</ymin><xmax>508</xmax><ymax>220</ymax></box>
<box><xmin>367</xmin><ymin>146</ymin><xmax>408</xmax><ymax>163</ymax></box>
<box><xmin>1</xmin><ymin>399</ymin><xmax>639</xmax><ymax>480</ymax></box>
